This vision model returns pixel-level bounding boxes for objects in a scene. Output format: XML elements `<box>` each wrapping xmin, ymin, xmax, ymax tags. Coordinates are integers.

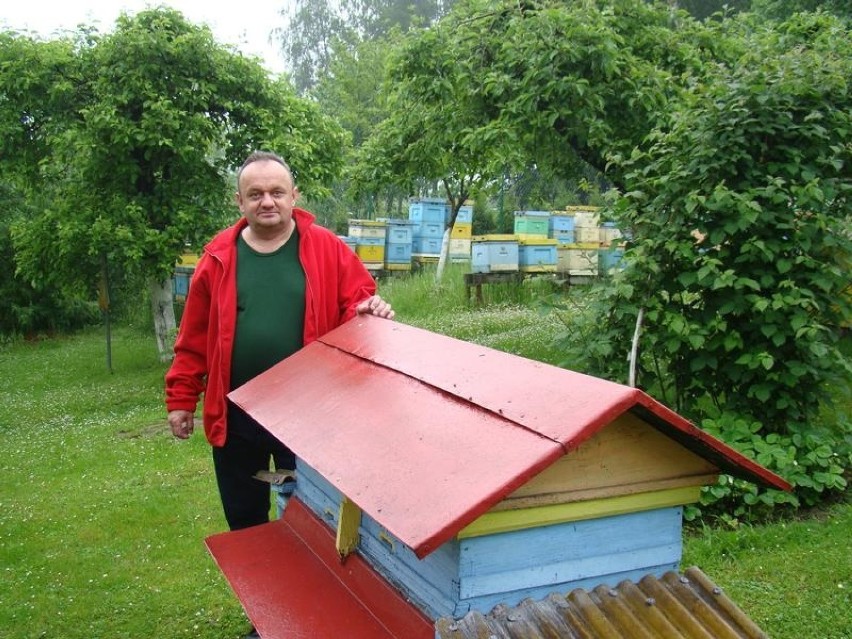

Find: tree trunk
<box><xmin>435</xmin><ymin>226</ymin><xmax>452</xmax><ymax>281</ymax></box>
<box><xmin>98</xmin><ymin>253</ymin><xmax>113</xmax><ymax>374</ymax></box>
<box><xmin>149</xmin><ymin>276</ymin><xmax>177</xmax><ymax>363</ymax></box>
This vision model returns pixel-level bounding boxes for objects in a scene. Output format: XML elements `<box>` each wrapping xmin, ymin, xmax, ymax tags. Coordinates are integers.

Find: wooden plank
<box><xmin>295</xmin><ymin>459</ymin><xmax>344</xmax><ymax>527</ymax></box>
<box><xmin>297</xmin><ymin>461</ymin><xmax>462</xmax><ymax>620</ymax></box>
<box><xmin>458</xmin><ymin>486</ymin><xmax>700</xmax><ymax>538</ymax></box>
<box><xmin>496</xmin><ymin>412</ymin><xmax>719</xmax><ymax>507</ymax></box>
<box><xmin>453</xmin><ymin>563</ymin><xmax>680</xmax><ymax>620</ymax></box>
<box><xmin>337</xmin><ymin>497</ymin><xmax>362</xmax><ymax>560</ymax></box>
<box><xmin>205</xmin><ymin>498</ymin><xmax>433</xmax><ymax>639</ymax></box>
<box><xmin>457</xmin><ymin>508</ymin><xmax>682</xmax><ymax>600</ymax></box>
<box><xmin>358</xmin><ymin>526</ymin><xmax>461</xmax><ymax>620</ymax></box>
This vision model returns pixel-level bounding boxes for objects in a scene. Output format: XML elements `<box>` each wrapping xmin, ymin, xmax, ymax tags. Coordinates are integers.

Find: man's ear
<box><xmin>293</xmin><ymin>187</ymin><xmax>300</xmax><ymax>203</ymax></box>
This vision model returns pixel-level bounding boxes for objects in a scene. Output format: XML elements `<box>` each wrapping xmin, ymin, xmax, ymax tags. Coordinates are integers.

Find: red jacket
<box><xmin>165</xmin><ymin>209</ymin><xmax>377</xmax><ymax>446</ymax></box>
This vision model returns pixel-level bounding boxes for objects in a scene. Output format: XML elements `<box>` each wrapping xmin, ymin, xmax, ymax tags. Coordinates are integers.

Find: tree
<box><xmin>276</xmin><ymin>0</ymin><xmax>456</xmax><ymax>94</ymax></box>
<box><xmin>355</xmin><ymin>0</ymin><xmax>719</xmax><ymax>276</ymax></box>
<box><xmin>0</xmin><ymin>31</ymin><xmax>103</xmax><ymax>337</ymax></box>
<box><xmin>352</xmin><ymin>21</ymin><xmax>528</xmax><ymax>278</ymax></box>
<box><xmin>567</xmin><ymin>11</ymin><xmax>851</xmax><ymax>511</ymax></box>
<box><xmin>751</xmin><ymin>0</ymin><xmax>852</xmax><ymax>21</ymax></box>
<box><xmin>10</xmin><ymin>9</ymin><xmax>346</xmax><ymax>361</ymax></box>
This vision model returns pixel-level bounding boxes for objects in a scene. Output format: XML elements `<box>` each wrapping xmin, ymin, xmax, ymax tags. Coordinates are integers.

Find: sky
<box><xmin>0</xmin><ymin>0</ymin><xmax>289</xmax><ymax>75</ymax></box>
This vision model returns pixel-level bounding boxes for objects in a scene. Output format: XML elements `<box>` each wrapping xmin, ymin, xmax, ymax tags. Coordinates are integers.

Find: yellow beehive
<box><xmin>356</xmin><ymin>243</ymin><xmax>385</xmax><ymax>263</ymax></box>
<box><xmin>451</xmin><ymin>222</ymin><xmax>473</xmax><ymax>239</ymax></box>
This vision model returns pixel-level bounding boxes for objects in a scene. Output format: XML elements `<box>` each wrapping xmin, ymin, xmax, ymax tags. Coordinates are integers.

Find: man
<box><xmin>165</xmin><ymin>150</ymin><xmax>393</xmax><ymax>532</ymax></box>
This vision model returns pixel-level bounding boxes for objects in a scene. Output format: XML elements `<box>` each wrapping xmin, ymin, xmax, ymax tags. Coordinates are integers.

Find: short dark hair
<box><xmin>237</xmin><ymin>151</ymin><xmax>294</xmax><ymax>190</ymax></box>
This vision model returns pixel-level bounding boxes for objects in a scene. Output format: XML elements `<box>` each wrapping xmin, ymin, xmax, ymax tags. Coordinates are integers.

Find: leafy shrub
<box><xmin>560</xmin><ymin>13</ymin><xmax>852</xmax><ymax>520</ymax></box>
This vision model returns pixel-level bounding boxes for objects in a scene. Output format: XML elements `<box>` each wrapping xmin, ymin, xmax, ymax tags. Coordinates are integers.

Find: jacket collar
<box><xmin>205</xmin><ymin>208</ymin><xmax>316</xmax><ymax>260</ymax></box>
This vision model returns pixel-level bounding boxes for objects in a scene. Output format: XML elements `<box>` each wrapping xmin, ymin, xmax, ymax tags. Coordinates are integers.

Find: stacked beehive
<box><xmin>556</xmin><ymin>205</ymin><xmax>600</xmax><ymax>277</ymax></box>
<box><xmin>409</xmin><ymin>198</ymin><xmax>448</xmax><ymax>262</ymax></box>
<box><xmin>347</xmin><ymin>219</ymin><xmax>386</xmax><ymax>272</ymax></box>
<box><xmin>471</xmin><ymin>235</ymin><xmax>519</xmax><ymax>274</ymax></box>
<box><xmin>449</xmin><ymin>204</ymin><xmax>473</xmax><ymax>263</ymax></box>
<box><xmin>598</xmin><ymin>221</ymin><xmax>625</xmax><ymax>275</ymax></box>
<box><xmin>383</xmin><ymin>219</ymin><xmax>415</xmax><ymax>272</ymax></box>
<box><xmin>513</xmin><ymin>210</ymin><xmax>558</xmax><ymax>273</ymax></box>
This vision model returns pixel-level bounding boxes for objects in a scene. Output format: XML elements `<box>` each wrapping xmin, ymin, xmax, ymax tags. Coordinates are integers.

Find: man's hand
<box><xmin>168</xmin><ymin>409</ymin><xmax>195</xmax><ymax>439</ymax></box>
<box><xmin>356</xmin><ymin>294</ymin><xmax>395</xmax><ymax>319</ymax></box>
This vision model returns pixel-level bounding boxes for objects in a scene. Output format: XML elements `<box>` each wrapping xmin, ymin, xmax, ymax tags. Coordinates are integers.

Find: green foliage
<box><xmin>1</xmin><ymin>9</ymin><xmax>346</xmax><ymax>337</ymax></box>
<box><xmin>560</xmin><ymin>12</ymin><xmax>852</xmax><ymax>515</ymax></box>
<box><xmin>278</xmin><ymin>0</ymin><xmax>455</xmax><ymax>94</ymax></box>
<box><xmin>751</xmin><ymin>0</ymin><xmax>852</xmax><ymax>21</ymax></box>
<box><xmin>695</xmin><ymin>412</ymin><xmax>849</xmax><ymax>519</ymax></box>
<box><xmin>0</xmin><ymin>185</ymin><xmax>99</xmax><ymax>337</ymax></box>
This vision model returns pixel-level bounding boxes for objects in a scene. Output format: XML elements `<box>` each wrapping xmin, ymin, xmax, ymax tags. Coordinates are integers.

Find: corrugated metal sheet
<box><xmin>228</xmin><ymin>316</ymin><xmax>790</xmax><ymax>559</ymax></box>
<box><xmin>434</xmin><ymin>566</ymin><xmax>768</xmax><ymax>639</ymax></box>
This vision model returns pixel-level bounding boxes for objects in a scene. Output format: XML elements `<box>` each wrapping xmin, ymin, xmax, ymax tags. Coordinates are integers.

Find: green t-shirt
<box><xmin>230</xmin><ymin>230</ymin><xmax>306</xmax><ymax>390</ymax></box>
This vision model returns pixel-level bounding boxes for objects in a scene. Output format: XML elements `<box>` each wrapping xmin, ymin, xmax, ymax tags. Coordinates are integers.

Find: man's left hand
<box><xmin>356</xmin><ymin>295</ymin><xmax>395</xmax><ymax>319</ymax></box>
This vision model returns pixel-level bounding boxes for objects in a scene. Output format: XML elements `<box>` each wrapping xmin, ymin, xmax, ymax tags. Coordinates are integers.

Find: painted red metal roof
<box><xmin>206</xmin><ymin>497</ymin><xmax>433</xmax><ymax>639</ymax></box>
<box><xmin>228</xmin><ymin>316</ymin><xmax>790</xmax><ymax>558</ymax></box>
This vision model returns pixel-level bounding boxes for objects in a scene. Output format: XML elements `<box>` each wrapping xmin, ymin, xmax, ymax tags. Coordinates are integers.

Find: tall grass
<box><xmin>0</xmin><ymin>269</ymin><xmax>848</xmax><ymax>639</ymax></box>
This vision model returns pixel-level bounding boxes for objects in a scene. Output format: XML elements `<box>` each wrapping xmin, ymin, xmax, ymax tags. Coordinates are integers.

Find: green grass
<box><xmin>0</xmin><ymin>270</ymin><xmax>849</xmax><ymax>638</ymax></box>
<box><xmin>682</xmin><ymin>504</ymin><xmax>851</xmax><ymax>639</ymax></box>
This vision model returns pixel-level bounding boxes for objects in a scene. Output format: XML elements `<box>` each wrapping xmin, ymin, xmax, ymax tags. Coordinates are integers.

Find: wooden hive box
<box><xmin>206</xmin><ymin>316</ymin><xmax>789</xmax><ymax>639</ymax></box>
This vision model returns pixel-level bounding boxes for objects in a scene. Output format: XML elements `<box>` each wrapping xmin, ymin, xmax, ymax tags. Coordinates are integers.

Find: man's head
<box><xmin>235</xmin><ymin>151</ymin><xmax>299</xmax><ymax>238</ymax></box>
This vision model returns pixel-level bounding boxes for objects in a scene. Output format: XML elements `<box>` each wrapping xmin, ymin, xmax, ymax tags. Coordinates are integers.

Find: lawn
<box><xmin>0</xmin><ymin>271</ymin><xmax>848</xmax><ymax>638</ymax></box>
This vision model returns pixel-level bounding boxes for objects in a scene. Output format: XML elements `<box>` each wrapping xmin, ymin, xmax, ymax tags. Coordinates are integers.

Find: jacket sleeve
<box><xmin>164</xmin><ymin>257</ymin><xmax>211</xmax><ymax>412</ymax></box>
<box><xmin>336</xmin><ymin>237</ymin><xmax>378</xmax><ymax>323</ymax></box>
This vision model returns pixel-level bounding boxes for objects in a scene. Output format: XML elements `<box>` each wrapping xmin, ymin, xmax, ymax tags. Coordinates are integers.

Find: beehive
<box><xmin>408</xmin><ymin>198</ymin><xmax>449</xmax><ymax>225</ymax></box>
<box><xmin>599</xmin><ymin>246</ymin><xmax>626</xmax><ymax>275</ymax></box>
<box><xmin>348</xmin><ymin>219</ymin><xmax>387</xmax><ymax>239</ymax></box>
<box><xmin>209</xmin><ymin>316</ymin><xmax>790</xmax><ymax>638</ymax></box>
<box><xmin>549</xmin><ymin>214</ymin><xmax>576</xmax><ymax>245</ymax></box>
<box><xmin>518</xmin><ymin>238</ymin><xmax>558</xmax><ymax>273</ymax></box>
<box><xmin>513</xmin><ymin>210</ymin><xmax>550</xmax><ymax>239</ymax></box>
<box><xmin>557</xmin><ymin>243</ymin><xmax>600</xmax><ymax>275</ymax></box>
<box><xmin>471</xmin><ymin>235</ymin><xmax>519</xmax><ymax>273</ymax></box>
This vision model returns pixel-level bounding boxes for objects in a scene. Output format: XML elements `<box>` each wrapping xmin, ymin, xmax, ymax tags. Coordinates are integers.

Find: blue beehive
<box><xmin>599</xmin><ymin>246</ymin><xmax>626</xmax><ymax>274</ymax></box>
<box><xmin>384</xmin><ymin>220</ymin><xmax>415</xmax><ymax>270</ymax></box>
<box><xmin>549</xmin><ymin>214</ymin><xmax>576</xmax><ymax>245</ymax></box>
<box><xmin>409</xmin><ymin>198</ymin><xmax>449</xmax><ymax>225</ymax></box>
<box><xmin>413</xmin><ymin>237</ymin><xmax>443</xmax><ymax>255</ymax></box>
<box><xmin>518</xmin><ymin>239</ymin><xmax>558</xmax><ymax>273</ymax></box>
<box><xmin>386</xmin><ymin>242</ymin><xmax>414</xmax><ymax>264</ymax></box>
<box><xmin>385</xmin><ymin>219</ymin><xmax>416</xmax><ymax>245</ymax></box>
<box><xmin>471</xmin><ymin>235</ymin><xmax>519</xmax><ymax>274</ymax></box>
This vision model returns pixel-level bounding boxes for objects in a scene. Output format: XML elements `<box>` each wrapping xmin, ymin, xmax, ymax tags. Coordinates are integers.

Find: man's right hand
<box><xmin>168</xmin><ymin>410</ymin><xmax>195</xmax><ymax>439</ymax></box>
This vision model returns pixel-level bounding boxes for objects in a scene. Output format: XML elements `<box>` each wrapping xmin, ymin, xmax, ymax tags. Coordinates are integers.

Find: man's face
<box><xmin>236</xmin><ymin>160</ymin><xmax>299</xmax><ymax>235</ymax></box>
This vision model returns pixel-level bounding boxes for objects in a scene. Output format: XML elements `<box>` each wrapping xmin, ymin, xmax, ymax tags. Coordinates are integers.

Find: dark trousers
<box><xmin>212</xmin><ymin>403</ymin><xmax>296</xmax><ymax>531</ymax></box>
